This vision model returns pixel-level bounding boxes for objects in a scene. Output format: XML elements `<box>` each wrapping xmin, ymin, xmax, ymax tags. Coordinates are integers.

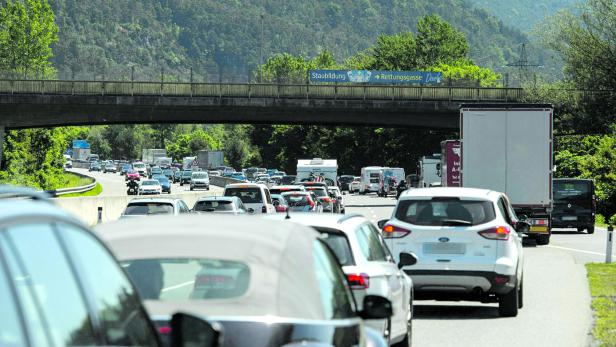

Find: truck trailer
<box><xmin>196</xmin><ymin>150</ymin><xmax>224</xmax><ymax>170</ymax></box>
<box><xmin>460</xmin><ymin>104</ymin><xmax>553</xmax><ymax>245</ymax></box>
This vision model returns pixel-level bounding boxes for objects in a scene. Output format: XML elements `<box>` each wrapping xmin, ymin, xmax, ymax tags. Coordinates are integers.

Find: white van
<box><xmin>223</xmin><ymin>183</ymin><xmax>276</xmax><ymax>214</ymax></box>
<box><xmin>132</xmin><ymin>162</ymin><xmax>147</xmax><ymax>177</ymax></box>
<box><xmin>360</xmin><ymin>166</ymin><xmax>384</xmax><ymax>194</ymax></box>
<box><xmin>418</xmin><ymin>156</ymin><xmax>441</xmax><ymax>187</ymax></box>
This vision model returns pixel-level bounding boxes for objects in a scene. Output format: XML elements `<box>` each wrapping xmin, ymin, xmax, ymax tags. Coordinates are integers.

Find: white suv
<box><xmin>380</xmin><ymin>187</ymin><xmax>527</xmax><ymax>317</ymax></box>
<box><xmin>224</xmin><ymin>183</ymin><xmax>276</xmax><ymax>214</ymax></box>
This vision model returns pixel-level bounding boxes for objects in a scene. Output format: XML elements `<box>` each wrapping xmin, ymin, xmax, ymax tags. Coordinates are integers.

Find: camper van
<box><xmin>296</xmin><ymin>158</ymin><xmax>338</xmax><ymax>186</ymax></box>
<box><xmin>359</xmin><ymin>166</ymin><xmax>384</xmax><ymax>194</ymax></box>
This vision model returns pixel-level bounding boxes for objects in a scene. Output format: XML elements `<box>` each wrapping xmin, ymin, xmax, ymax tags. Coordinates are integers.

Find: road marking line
<box><xmin>547</xmin><ymin>245</ymin><xmax>614</xmax><ymax>257</ymax></box>
<box><xmin>162</xmin><ymin>280</ymin><xmax>195</xmax><ymax>292</ymax></box>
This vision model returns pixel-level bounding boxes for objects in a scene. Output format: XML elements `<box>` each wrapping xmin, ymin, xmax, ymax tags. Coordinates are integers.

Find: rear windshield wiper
<box><xmin>440</xmin><ymin>219</ymin><xmax>473</xmax><ymax>226</ymax></box>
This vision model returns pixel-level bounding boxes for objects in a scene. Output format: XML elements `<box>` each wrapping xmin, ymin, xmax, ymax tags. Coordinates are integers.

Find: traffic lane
<box><xmin>70</xmin><ymin>168</ymin><xmax>224</xmax><ymax>196</ymax></box>
<box><xmin>549</xmin><ymin>227</ymin><xmax>614</xmax><ymax>264</ymax></box>
<box><xmin>345</xmin><ymin>195</ymin><xmax>592</xmax><ymax>347</ymax></box>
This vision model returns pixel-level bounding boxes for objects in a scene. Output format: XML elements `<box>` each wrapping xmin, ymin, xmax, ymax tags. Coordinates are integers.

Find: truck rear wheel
<box><xmin>536</xmin><ymin>234</ymin><xmax>550</xmax><ymax>245</ymax></box>
<box><xmin>587</xmin><ymin>226</ymin><xmax>595</xmax><ymax>234</ymax></box>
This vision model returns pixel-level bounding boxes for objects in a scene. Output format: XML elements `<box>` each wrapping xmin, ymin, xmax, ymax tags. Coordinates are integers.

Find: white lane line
<box><xmin>162</xmin><ymin>280</ymin><xmax>195</xmax><ymax>292</ymax></box>
<box><xmin>547</xmin><ymin>245</ymin><xmax>614</xmax><ymax>257</ymax></box>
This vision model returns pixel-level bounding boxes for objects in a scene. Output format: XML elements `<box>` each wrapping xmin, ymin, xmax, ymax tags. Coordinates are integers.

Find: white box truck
<box><xmin>296</xmin><ymin>158</ymin><xmax>338</xmax><ymax>186</ymax></box>
<box><xmin>460</xmin><ymin>104</ymin><xmax>553</xmax><ymax>244</ymax></box>
<box><xmin>196</xmin><ymin>150</ymin><xmax>224</xmax><ymax>170</ymax></box>
<box><xmin>418</xmin><ymin>155</ymin><xmax>441</xmax><ymax>188</ymax></box>
<box><xmin>360</xmin><ymin>166</ymin><xmax>384</xmax><ymax>194</ymax></box>
<box><xmin>142</xmin><ymin>149</ymin><xmax>167</xmax><ymax>165</ymax></box>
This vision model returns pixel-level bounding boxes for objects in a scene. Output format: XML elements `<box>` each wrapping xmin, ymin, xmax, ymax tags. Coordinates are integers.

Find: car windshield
<box><xmin>369</xmin><ymin>172</ymin><xmax>380</xmax><ymax>183</ymax></box>
<box><xmin>194</xmin><ymin>200</ymin><xmax>234</xmax><ymax>212</ymax></box>
<box><xmin>133</xmin><ymin>163</ymin><xmax>145</xmax><ymax>169</ymax></box>
<box><xmin>182</xmin><ymin>171</ymin><xmax>192</xmax><ymax>177</ymax></box>
<box><xmin>142</xmin><ymin>181</ymin><xmax>159</xmax><ymax>186</ymax></box>
<box><xmin>154</xmin><ymin>177</ymin><xmax>169</xmax><ymax>184</ymax></box>
<box><xmin>124</xmin><ymin>203</ymin><xmax>173</xmax><ymax>215</ymax></box>
<box><xmin>152</xmin><ymin>168</ymin><xmax>161</xmax><ymax>173</ymax></box>
<box><xmin>314</xmin><ymin>229</ymin><xmax>355</xmax><ymax>266</ymax></box>
<box><xmin>225</xmin><ymin>187</ymin><xmax>263</xmax><ymax>204</ymax></box>
<box><xmin>121</xmin><ymin>258</ymin><xmax>250</xmax><ymax>300</ymax></box>
<box><xmin>307</xmin><ymin>188</ymin><xmax>327</xmax><ymax>197</ymax></box>
<box><xmin>554</xmin><ymin>181</ymin><xmax>592</xmax><ymax>202</ymax></box>
<box><xmin>163</xmin><ymin>170</ymin><xmax>173</xmax><ymax>175</ymax></box>
<box><xmin>282</xmin><ymin>193</ymin><xmax>310</xmax><ymax>206</ymax></box>
<box><xmin>395</xmin><ymin>199</ymin><xmax>496</xmax><ymax>226</ymax></box>
<box><xmin>339</xmin><ymin>176</ymin><xmax>354</xmax><ymax>183</ymax></box>
<box><xmin>193</xmin><ymin>173</ymin><xmax>208</xmax><ymax>179</ymax></box>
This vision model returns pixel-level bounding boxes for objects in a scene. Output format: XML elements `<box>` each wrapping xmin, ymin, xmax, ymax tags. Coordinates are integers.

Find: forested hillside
<box><xmin>466</xmin><ymin>0</ymin><xmax>580</xmax><ymax>32</ymax></box>
<box><xmin>49</xmin><ymin>0</ymin><xmax>530</xmax><ymax>81</ymax></box>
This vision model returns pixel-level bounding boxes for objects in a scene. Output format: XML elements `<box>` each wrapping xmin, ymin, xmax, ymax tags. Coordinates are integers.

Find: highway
<box><xmin>343</xmin><ymin>192</ymin><xmax>606</xmax><ymax>347</ymax></box>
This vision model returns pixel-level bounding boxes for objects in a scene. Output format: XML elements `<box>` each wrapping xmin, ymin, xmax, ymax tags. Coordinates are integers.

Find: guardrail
<box><xmin>0</xmin><ymin>79</ymin><xmax>528</xmax><ymax>102</ymax></box>
<box><xmin>47</xmin><ymin>170</ymin><xmax>97</xmax><ymax>197</ymax></box>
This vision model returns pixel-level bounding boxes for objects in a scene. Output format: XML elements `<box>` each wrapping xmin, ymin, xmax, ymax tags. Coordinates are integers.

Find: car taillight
<box><xmin>532</xmin><ymin>219</ymin><xmax>548</xmax><ymax>225</ymax></box>
<box><xmin>158</xmin><ymin>326</ymin><xmax>171</xmax><ymax>335</ymax></box>
<box><xmin>347</xmin><ymin>273</ymin><xmax>370</xmax><ymax>289</ymax></box>
<box><xmin>321</xmin><ymin>197</ymin><xmax>332</xmax><ymax>203</ymax></box>
<box><xmin>382</xmin><ymin>224</ymin><xmax>412</xmax><ymax>238</ymax></box>
<box><xmin>478</xmin><ymin>226</ymin><xmax>510</xmax><ymax>240</ymax></box>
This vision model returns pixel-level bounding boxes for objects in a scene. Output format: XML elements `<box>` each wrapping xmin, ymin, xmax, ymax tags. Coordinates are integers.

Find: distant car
<box><xmin>126</xmin><ymin>169</ymin><xmax>141</xmax><ymax>181</ymax></box>
<box><xmin>281</xmin><ymin>191</ymin><xmax>321</xmax><ymax>213</ymax></box>
<box><xmin>103</xmin><ymin>163</ymin><xmax>117</xmax><ymax>173</ymax></box>
<box><xmin>162</xmin><ymin>169</ymin><xmax>174</xmax><ymax>180</ymax></box>
<box><xmin>279</xmin><ymin>175</ymin><xmax>297</xmax><ymax>185</ymax></box>
<box><xmin>132</xmin><ymin>162</ymin><xmax>147</xmax><ymax>177</ymax></box>
<box><xmin>328</xmin><ymin>186</ymin><xmax>345</xmax><ymax>214</ymax></box>
<box><xmin>120</xmin><ymin>163</ymin><xmax>132</xmax><ymax>175</ymax></box>
<box><xmin>138</xmin><ymin>179</ymin><xmax>162</xmax><ymax>195</ymax></box>
<box><xmin>339</xmin><ymin>175</ymin><xmax>355</xmax><ymax>192</ymax></box>
<box><xmin>208</xmin><ymin>170</ymin><xmax>222</xmax><ymax>176</ymax></box>
<box><xmin>180</xmin><ymin>170</ymin><xmax>193</xmax><ymax>186</ymax></box>
<box><xmin>121</xmin><ymin>198</ymin><xmax>191</xmax><ymax>217</ymax></box>
<box><xmin>381</xmin><ymin>187</ymin><xmax>527</xmax><ymax>317</ymax></box>
<box><xmin>98</xmin><ymin>215</ymin><xmax>392</xmax><ymax>347</ymax></box>
<box><xmin>190</xmin><ymin>171</ymin><xmax>210</xmax><ymax>191</ymax></box>
<box><xmin>350</xmin><ymin>176</ymin><xmax>361</xmax><ymax>193</ymax></box>
<box><xmin>266</xmin><ymin>213</ymin><xmax>416</xmax><ymax>346</ymax></box>
<box><xmin>89</xmin><ymin>162</ymin><xmax>101</xmax><ymax>172</ymax></box>
<box><xmin>192</xmin><ymin>196</ymin><xmax>250</xmax><ymax>214</ymax></box>
<box><xmin>65</xmin><ymin>158</ymin><xmax>73</xmax><ymax>169</ymax></box>
<box><xmin>173</xmin><ymin>170</ymin><xmax>182</xmax><ymax>183</ymax></box>
<box><xmin>229</xmin><ymin>172</ymin><xmax>247</xmax><ymax>181</ymax></box>
<box><xmin>152</xmin><ymin>175</ymin><xmax>172</xmax><ymax>194</ymax></box>
<box><xmin>0</xmin><ymin>187</ymin><xmax>208</xmax><ymax>347</ymax></box>
<box><xmin>224</xmin><ymin>183</ymin><xmax>276</xmax><ymax>214</ymax></box>
<box><xmin>270</xmin><ymin>194</ymin><xmax>289</xmax><ymax>213</ymax></box>
<box><xmin>305</xmin><ymin>186</ymin><xmax>334</xmax><ymax>213</ymax></box>
<box><xmin>149</xmin><ymin>166</ymin><xmax>163</xmax><ymax>179</ymax></box>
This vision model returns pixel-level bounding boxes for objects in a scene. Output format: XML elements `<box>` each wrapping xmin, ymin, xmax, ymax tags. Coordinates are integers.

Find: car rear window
<box><xmin>121</xmin><ymin>259</ymin><xmax>250</xmax><ymax>300</ymax></box>
<box><xmin>282</xmin><ymin>193</ymin><xmax>310</xmax><ymax>206</ymax></box>
<box><xmin>395</xmin><ymin>199</ymin><xmax>496</xmax><ymax>226</ymax></box>
<box><xmin>313</xmin><ymin>228</ymin><xmax>355</xmax><ymax>266</ymax></box>
<box><xmin>194</xmin><ymin>200</ymin><xmax>234</xmax><ymax>212</ymax></box>
<box><xmin>124</xmin><ymin>203</ymin><xmax>174</xmax><ymax>215</ymax></box>
<box><xmin>307</xmin><ymin>188</ymin><xmax>327</xmax><ymax>197</ymax></box>
<box><xmin>225</xmin><ymin>187</ymin><xmax>263</xmax><ymax>204</ymax></box>
<box><xmin>554</xmin><ymin>181</ymin><xmax>592</xmax><ymax>201</ymax></box>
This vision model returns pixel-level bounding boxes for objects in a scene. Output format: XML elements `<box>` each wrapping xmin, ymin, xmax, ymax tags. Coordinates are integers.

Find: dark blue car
<box><xmin>153</xmin><ymin>175</ymin><xmax>172</xmax><ymax>194</ymax></box>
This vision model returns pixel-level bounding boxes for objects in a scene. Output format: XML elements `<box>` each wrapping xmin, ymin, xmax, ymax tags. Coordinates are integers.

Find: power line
<box><xmin>507</xmin><ymin>43</ymin><xmax>542</xmax><ymax>85</ymax></box>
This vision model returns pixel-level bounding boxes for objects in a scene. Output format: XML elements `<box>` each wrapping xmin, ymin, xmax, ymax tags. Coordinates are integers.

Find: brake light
<box><xmin>478</xmin><ymin>226</ymin><xmax>510</xmax><ymax>240</ymax></box>
<box><xmin>382</xmin><ymin>224</ymin><xmax>412</xmax><ymax>238</ymax></box>
<box><xmin>533</xmin><ymin>219</ymin><xmax>548</xmax><ymax>225</ymax></box>
<box><xmin>347</xmin><ymin>273</ymin><xmax>370</xmax><ymax>289</ymax></box>
<box><xmin>321</xmin><ymin>197</ymin><xmax>332</xmax><ymax>203</ymax></box>
<box><xmin>158</xmin><ymin>326</ymin><xmax>171</xmax><ymax>334</ymax></box>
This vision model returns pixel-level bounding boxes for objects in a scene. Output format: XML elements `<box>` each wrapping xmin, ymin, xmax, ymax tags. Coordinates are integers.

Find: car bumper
<box><xmin>404</xmin><ymin>270</ymin><xmax>516</xmax><ymax>296</ymax></box>
<box><xmin>139</xmin><ymin>191</ymin><xmax>161</xmax><ymax>195</ymax></box>
<box><xmin>191</xmin><ymin>183</ymin><xmax>209</xmax><ymax>188</ymax></box>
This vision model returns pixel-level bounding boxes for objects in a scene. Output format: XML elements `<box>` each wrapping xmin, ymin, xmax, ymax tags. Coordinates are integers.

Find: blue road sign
<box><xmin>309</xmin><ymin>70</ymin><xmax>442</xmax><ymax>84</ymax></box>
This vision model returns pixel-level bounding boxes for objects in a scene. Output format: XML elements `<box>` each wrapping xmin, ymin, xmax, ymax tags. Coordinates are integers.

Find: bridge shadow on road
<box><xmin>413</xmin><ymin>304</ymin><xmax>500</xmax><ymax>320</ymax></box>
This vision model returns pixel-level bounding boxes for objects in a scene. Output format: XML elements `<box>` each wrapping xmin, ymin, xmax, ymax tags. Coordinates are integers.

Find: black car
<box><xmin>279</xmin><ymin>175</ymin><xmax>297</xmax><ymax>185</ymax></box>
<box><xmin>338</xmin><ymin>175</ymin><xmax>355</xmax><ymax>192</ymax></box>
<box><xmin>0</xmin><ymin>187</ymin><xmax>220</xmax><ymax>347</ymax></box>
<box><xmin>99</xmin><ymin>215</ymin><xmax>391</xmax><ymax>347</ymax></box>
<box><xmin>180</xmin><ymin>170</ymin><xmax>192</xmax><ymax>186</ymax></box>
<box><xmin>552</xmin><ymin>178</ymin><xmax>596</xmax><ymax>234</ymax></box>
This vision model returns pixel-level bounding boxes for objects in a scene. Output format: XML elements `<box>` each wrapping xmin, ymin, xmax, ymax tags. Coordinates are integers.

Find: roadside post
<box><xmin>607</xmin><ymin>225</ymin><xmax>613</xmax><ymax>264</ymax></box>
<box><xmin>97</xmin><ymin>207</ymin><xmax>103</xmax><ymax>225</ymax></box>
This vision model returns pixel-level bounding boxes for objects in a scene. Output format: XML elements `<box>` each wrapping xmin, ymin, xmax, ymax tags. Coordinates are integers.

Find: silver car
<box><xmin>192</xmin><ymin>196</ymin><xmax>251</xmax><ymax>215</ymax></box>
<box><xmin>266</xmin><ymin>213</ymin><xmax>416</xmax><ymax>346</ymax></box>
<box><xmin>122</xmin><ymin>198</ymin><xmax>191</xmax><ymax>218</ymax></box>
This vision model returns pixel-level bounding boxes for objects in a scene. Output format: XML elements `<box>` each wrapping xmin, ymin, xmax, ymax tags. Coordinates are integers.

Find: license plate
<box><xmin>423</xmin><ymin>243</ymin><xmax>465</xmax><ymax>255</ymax></box>
<box><xmin>562</xmin><ymin>216</ymin><xmax>578</xmax><ymax>221</ymax></box>
<box><xmin>530</xmin><ymin>226</ymin><xmax>549</xmax><ymax>233</ymax></box>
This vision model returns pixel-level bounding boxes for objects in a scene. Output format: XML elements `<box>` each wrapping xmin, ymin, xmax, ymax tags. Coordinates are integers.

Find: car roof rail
<box><xmin>0</xmin><ymin>185</ymin><xmax>52</xmax><ymax>201</ymax></box>
<box><xmin>337</xmin><ymin>213</ymin><xmax>364</xmax><ymax>224</ymax></box>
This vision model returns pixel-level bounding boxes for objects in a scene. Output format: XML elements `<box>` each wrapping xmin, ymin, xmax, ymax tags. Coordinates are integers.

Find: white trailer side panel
<box><xmin>461</xmin><ymin>107</ymin><xmax>552</xmax><ymax>206</ymax></box>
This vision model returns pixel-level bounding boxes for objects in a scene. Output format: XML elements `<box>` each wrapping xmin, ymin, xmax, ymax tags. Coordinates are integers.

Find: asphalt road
<box><xmin>343</xmin><ymin>192</ymin><xmax>598</xmax><ymax>347</ymax></box>
<box><xmin>69</xmin><ymin>168</ymin><xmax>224</xmax><ymax>196</ymax></box>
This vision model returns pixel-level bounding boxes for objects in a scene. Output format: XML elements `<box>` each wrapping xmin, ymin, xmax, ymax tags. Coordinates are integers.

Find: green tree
<box><xmin>415</xmin><ymin>14</ymin><xmax>469</xmax><ymax>68</ymax></box>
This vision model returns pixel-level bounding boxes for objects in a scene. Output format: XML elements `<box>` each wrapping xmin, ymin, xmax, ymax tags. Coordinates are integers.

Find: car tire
<box><xmin>577</xmin><ymin>227</ymin><xmax>585</xmax><ymax>233</ymax></box>
<box><xmin>392</xmin><ymin>309</ymin><xmax>412</xmax><ymax>347</ymax></box>
<box><xmin>498</xmin><ymin>285</ymin><xmax>519</xmax><ymax>317</ymax></box>
<box><xmin>587</xmin><ymin>226</ymin><xmax>595</xmax><ymax>234</ymax></box>
<box><xmin>190</xmin><ymin>187</ymin><xmax>193</xmax><ymax>191</ymax></box>
<box><xmin>180</xmin><ymin>182</ymin><xmax>183</xmax><ymax>186</ymax></box>
<box><xmin>536</xmin><ymin>234</ymin><xmax>550</xmax><ymax>245</ymax></box>
<box><xmin>518</xmin><ymin>279</ymin><xmax>524</xmax><ymax>309</ymax></box>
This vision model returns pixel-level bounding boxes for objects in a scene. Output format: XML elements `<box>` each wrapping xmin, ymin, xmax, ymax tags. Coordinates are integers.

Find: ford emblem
<box><xmin>567</xmin><ymin>203</ymin><xmax>572</xmax><ymax>208</ymax></box>
<box><xmin>439</xmin><ymin>237</ymin><xmax>450</xmax><ymax>243</ymax></box>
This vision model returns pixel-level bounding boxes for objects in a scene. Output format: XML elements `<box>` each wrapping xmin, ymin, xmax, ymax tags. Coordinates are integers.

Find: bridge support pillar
<box><xmin>0</xmin><ymin>125</ymin><xmax>4</xmax><ymax>168</ymax></box>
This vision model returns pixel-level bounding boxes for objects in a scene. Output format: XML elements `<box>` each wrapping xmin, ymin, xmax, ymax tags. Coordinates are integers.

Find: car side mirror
<box><xmin>247</xmin><ymin>208</ymin><xmax>255</xmax><ymax>214</ymax></box>
<box><xmin>170</xmin><ymin>312</ymin><xmax>222</xmax><ymax>347</ymax></box>
<box><xmin>273</xmin><ymin>200</ymin><xmax>280</xmax><ymax>207</ymax></box>
<box><xmin>398</xmin><ymin>252</ymin><xmax>418</xmax><ymax>269</ymax></box>
<box><xmin>358</xmin><ymin>295</ymin><xmax>393</xmax><ymax>320</ymax></box>
<box><xmin>377</xmin><ymin>219</ymin><xmax>389</xmax><ymax>229</ymax></box>
<box><xmin>515</xmin><ymin>220</ymin><xmax>531</xmax><ymax>233</ymax></box>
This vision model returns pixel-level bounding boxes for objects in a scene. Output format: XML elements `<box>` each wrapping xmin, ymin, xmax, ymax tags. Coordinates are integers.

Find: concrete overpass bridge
<box><xmin>0</xmin><ymin>78</ymin><xmax>528</xmax><ymax>162</ymax></box>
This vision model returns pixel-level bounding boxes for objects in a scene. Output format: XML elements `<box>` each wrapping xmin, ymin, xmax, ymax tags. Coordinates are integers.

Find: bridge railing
<box><xmin>0</xmin><ymin>79</ymin><xmax>529</xmax><ymax>102</ymax></box>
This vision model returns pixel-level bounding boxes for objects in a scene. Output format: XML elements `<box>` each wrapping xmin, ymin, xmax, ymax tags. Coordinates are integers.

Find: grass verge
<box><xmin>586</xmin><ymin>263</ymin><xmax>616</xmax><ymax>346</ymax></box>
<box><xmin>58</xmin><ymin>182</ymin><xmax>103</xmax><ymax>198</ymax></box>
<box><xmin>63</xmin><ymin>172</ymin><xmax>94</xmax><ymax>188</ymax></box>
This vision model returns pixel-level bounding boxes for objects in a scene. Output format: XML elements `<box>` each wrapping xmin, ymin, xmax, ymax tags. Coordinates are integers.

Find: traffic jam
<box><xmin>1</xmin><ymin>104</ymin><xmax>599</xmax><ymax>347</ymax></box>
